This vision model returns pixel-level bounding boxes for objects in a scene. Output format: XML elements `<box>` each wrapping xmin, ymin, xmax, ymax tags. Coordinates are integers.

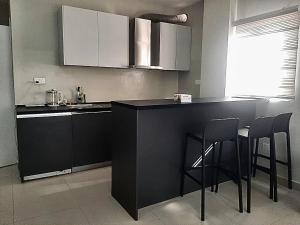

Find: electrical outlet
<box><xmin>195</xmin><ymin>80</ymin><xmax>201</xmax><ymax>85</ymax></box>
<box><xmin>33</xmin><ymin>77</ymin><xmax>46</xmax><ymax>85</ymax></box>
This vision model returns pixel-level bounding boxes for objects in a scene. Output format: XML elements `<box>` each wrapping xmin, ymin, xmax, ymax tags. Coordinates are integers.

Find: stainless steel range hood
<box><xmin>129</xmin><ymin>18</ymin><xmax>162</xmax><ymax>70</ymax></box>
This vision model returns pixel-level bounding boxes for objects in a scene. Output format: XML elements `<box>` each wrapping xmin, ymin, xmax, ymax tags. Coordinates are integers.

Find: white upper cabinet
<box><xmin>61</xmin><ymin>6</ymin><xmax>99</xmax><ymax>66</ymax></box>
<box><xmin>159</xmin><ymin>22</ymin><xmax>177</xmax><ymax>71</ymax></box>
<box><xmin>176</xmin><ymin>25</ymin><xmax>191</xmax><ymax>71</ymax></box>
<box><xmin>98</xmin><ymin>12</ymin><xmax>129</xmax><ymax>68</ymax></box>
<box><xmin>155</xmin><ymin>22</ymin><xmax>191</xmax><ymax>71</ymax></box>
<box><xmin>60</xmin><ymin>6</ymin><xmax>129</xmax><ymax>68</ymax></box>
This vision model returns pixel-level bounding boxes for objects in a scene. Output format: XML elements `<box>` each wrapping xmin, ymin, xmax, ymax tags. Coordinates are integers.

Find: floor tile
<box><xmin>13</xmin><ymin>176</ymin><xmax>69</xmax><ymax>199</ymax></box>
<box><xmin>14</xmin><ymin>208</ymin><xmax>89</xmax><ymax>225</ymax></box>
<box><xmin>13</xmin><ymin>176</ymin><xmax>77</xmax><ymax>222</ymax></box>
<box><xmin>65</xmin><ymin>167</ymin><xmax>111</xmax><ymax>189</ymax></box>
<box><xmin>69</xmin><ymin>180</ymin><xmax>111</xmax><ymax>206</ymax></box>
<box><xmin>150</xmin><ymin>191</ymin><xmax>236</xmax><ymax>225</ymax></box>
<box><xmin>0</xmin><ymin>176</ymin><xmax>13</xmax><ymax>225</ymax></box>
<box><xmin>0</xmin><ymin>165</ymin><xmax>298</xmax><ymax>225</ymax></box>
<box><xmin>80</xmin><ymin>196</ymin><xmax>139</xmax><ymax>225</ymax></box>
<box><xmin>0</xmin><ymin>166</ymin><xmax>14</xmax><ymax>179</ymax></box>
<box><xmin>271</xmin><ymin>212</ymin><xmax>300</xmax><ymax>225</ymax></box>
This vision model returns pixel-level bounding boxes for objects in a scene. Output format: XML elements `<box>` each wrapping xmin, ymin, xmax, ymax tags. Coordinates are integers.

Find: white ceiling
<box><xmin>139</xmin><ymin>0</ymin><xmax>202</xmax><ymax>9</ymax></box>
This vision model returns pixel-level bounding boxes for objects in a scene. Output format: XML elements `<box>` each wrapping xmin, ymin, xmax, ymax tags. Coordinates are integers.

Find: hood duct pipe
<box><xmin>140</xmin><ymin>13</ymin><xmax>188</xmax><ymax>24</ymax></box>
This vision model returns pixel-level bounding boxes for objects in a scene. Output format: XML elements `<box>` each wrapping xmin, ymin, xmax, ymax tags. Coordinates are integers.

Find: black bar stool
<box><xmin>180</xmin><ymin>118</ymin><xmax>243</xmax><ymax>221</ymax></box>
<box><xmin>238</xmin><ymin>116</ymin><xmax>275</xmax><ymax>213</ymax></box>
<box><xmin>253</xmin><ymin>113</ymin><xmax>293</xmax><ymax>189</ymax></box>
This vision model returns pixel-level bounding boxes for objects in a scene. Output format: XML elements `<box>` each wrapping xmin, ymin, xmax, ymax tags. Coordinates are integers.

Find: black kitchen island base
<box><xmin>111</xmin><ymin>98</ymin><xmax>257</xmax><ymax>220</ymax></box>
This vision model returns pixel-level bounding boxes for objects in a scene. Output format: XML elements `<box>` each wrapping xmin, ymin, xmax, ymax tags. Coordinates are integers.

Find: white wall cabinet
<box><xmin>155</xmin><ymin>22</ymin><xmax>191</xmax><ymax>71</ymax></box>
<box><xmin>176</xmin><ymin>25</ymin><xmax>191</xmax><ymax>71</ymax></box>
<box><xmin>98</xmin><ymin>12</ymin><xmax>129</xmax><ymax>68</ymax></box>
<box><xmin>159</xmin><ymin>22</ymin><xmax>177</xmax><ymax>71</ymax></box>
<box><xmin>61</xmin><ymin>6</ymin><xmax>99</xmax><ymax>66</ymax></box>
<box><xmin>60</xmin><ymin>6</ymin><xmax>129</xmax><ymax>68</ymax></box>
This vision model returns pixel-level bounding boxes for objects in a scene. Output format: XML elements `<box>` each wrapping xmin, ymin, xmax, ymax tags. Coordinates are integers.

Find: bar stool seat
<box><xmin>238</xmin><ymin>128</ymin><xmax>249</xmax><ymax>137</ymax></box>
<box><xmin>181</xmin><ymin>118</ymin><xmax>243</xmax><ymax>221</ymax></box>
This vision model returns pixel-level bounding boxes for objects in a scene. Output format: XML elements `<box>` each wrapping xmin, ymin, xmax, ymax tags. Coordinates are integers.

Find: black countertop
<box><xmin>112</xmin><ymin>97</ymin><xmax>257</xmax><ymax>109</ymax></box>
<box><xmin>16</xmin><ymin>102</ymin><xmax>112</xmax><ymax>115</ymax></box>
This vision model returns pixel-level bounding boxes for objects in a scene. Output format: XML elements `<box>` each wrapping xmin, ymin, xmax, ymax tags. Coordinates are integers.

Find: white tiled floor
<box><xmin>0</xmin><ymin>165</ymin><xmax>299</xmax><ymax>225</ymax></box>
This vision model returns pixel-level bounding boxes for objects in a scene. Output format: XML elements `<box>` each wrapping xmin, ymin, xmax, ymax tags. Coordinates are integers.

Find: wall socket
<box><xmin>33</xmin><ymin>77</ymin><xmax>46</xmax><ymax>85</ymax></box>
<box><xmin>195</xmin><ymin>80</ymin><xmax>201</xmax><ymax>85</ymax></box>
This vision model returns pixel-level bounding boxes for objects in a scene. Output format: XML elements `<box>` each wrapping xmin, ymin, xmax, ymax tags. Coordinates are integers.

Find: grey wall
<box><xmin>178</xmin><ymin>1</ymin><xmax>204</xmax><ymax>97</ymax></box>
<box><xmin>10</xmin><ymin>0</ymin><xmax>181</xmax><ymax>105</ymax></box>
<box><xmin>237</xmin><ymin>0</ymin><xmax>300</xmax><ymax>20</ymax></box>
<box><xmin>199</xmin><ymin>0</ymin><xmax>232</xmax><ymax>98</ymax></box>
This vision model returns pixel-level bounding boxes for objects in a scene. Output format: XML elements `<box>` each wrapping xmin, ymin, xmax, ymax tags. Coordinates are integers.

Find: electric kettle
<box><xmin>46</xmin><ymin>89</ymin><xmax>63</xmax><ymax>107</ymax></box>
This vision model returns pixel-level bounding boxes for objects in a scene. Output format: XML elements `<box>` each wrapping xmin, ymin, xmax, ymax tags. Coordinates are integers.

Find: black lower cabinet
<box><xmin>17</xmin><ymin>114</ymin><xmax>73</xmax><ymax>181</ymax></box>
<box><xmin>72</xmin><ymin>111</ymin><xmax>112</xmax><ymax>168</ymax></box>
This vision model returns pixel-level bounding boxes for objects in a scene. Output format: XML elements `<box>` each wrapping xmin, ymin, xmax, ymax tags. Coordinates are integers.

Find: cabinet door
<box><xmin>17</xmin><ymin>114</ymin><xmax>73</xmax><ymax>179</ymax></box>
<box><xmin>62</xmin><ymin>6</ymin><xmax>98</xmax><ymax>66</ymax></box>
<box><xmin>176</xmin><ymin>25</ymin><xmax>191</xmax><ymax>71</ymax></box>
<box><xmin>72</xmin><ymin>111</ymin><xmax>112</xmax><ymax>168</ymax></box>
<box><xmin>98</xmin><ymin>12</ymin><xmax>129</xmax><ymax>68</ymax></box>
<box><xmin>159</xmin><ymin>22</ymin><xmax>177</xmax><ymax>70</ymax></box>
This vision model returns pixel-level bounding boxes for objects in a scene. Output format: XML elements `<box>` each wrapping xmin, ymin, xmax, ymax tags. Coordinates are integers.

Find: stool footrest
<box><xmin>186</xmin><ymin>164</ymin><xmax>215</xmax><ymax>171</ymax></box>
<box><xmin>255</xmin><ymin>165</ymin><xmax>271</xmax><ymax>174</ymax></box>
<box><xmin>256</xmin><ymin>154</ymin><xmax>288</xmax><ymax>166</ymax></box>
<box><xmin>183</xmin><ymin>171</ymin><xmax>203</xmax><ymax>186</ymax></box>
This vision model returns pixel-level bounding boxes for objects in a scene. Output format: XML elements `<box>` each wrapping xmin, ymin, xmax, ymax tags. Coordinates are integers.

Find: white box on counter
<box><xmin>174</xmin><ymin>94</ymin><xmax>192</xmax><ymax>103</ymax></box>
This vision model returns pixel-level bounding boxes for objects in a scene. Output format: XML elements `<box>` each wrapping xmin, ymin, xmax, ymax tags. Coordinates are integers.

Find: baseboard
<box><xmin>257</xmin><ymin>171</ymin><xmax>300</xmax><ymax>191</ymax></box>
<box><xmin>277</xmin><ymin>175</ymin><xmax>300</xmax><ymax>191</ymax></box>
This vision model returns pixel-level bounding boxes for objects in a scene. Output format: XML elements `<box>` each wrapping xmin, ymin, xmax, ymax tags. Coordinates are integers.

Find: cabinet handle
<box><xmin>17</xmin><ymin>112</ymin><xmax>72</xmax><ymax>119</ymax></box>
<box><xmin>71</xmin><ymin>111</ymin><xmax>112</xmax><ymax>115</ymax></box>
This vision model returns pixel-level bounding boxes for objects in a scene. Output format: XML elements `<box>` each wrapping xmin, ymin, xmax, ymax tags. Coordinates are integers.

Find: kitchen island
<box><xmin>111</xmin><ymin>97</ymin><xmax>257</xmax><ymax>220</ymax></box>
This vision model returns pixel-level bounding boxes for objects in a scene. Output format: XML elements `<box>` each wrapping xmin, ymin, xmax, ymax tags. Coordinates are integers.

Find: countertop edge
<box><xmin>16</xmin><ymin>102</ymin><xmax>112</xmax><ymax>115</ymax></box>
<box><xmin>112</xmin><ymin>98</ymin><xmax>259</xmax><ymax>110</ymax></box>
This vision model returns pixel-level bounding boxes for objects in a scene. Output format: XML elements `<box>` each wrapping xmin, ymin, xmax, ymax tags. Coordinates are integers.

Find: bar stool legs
<box><xmin>235</xmin><ymin>140</ymin><xmax>243</xmax><ymax>213</ymax></box>
<box><xmin>253</xmin><ymin>138</ymin><xmax>259</xmax><ymax>177</ymax></box>
<box><xmin>286</xmin><ymin>131</ymin><xmax>292</xmax><ymax>189</ymax></box>
<box><xmin>247</xmin><ymin>137</ymin><xmax>252</xmax><ymax>213</ymax></box>
<box><xmin>214</xmin><ymin>142</ymin><xmax>223</xmax><ymax>193</ymax></box>
<box><xmin>180</xmin><ymin>136</ymin><xmax>188</xmax><ymax>197</ymax></box>
<box><xmin>201</xmin><ymin>139</ymin><xmax>205</xmax><ymax>221</ymax></box>
<box><xmin>271</xmin><ymin>136</ymin><xmax>278</xmax><ymax>202</ymax></box>
<box><xmin>210</xmin><ymin>143</ymin><xmax>216</xmax><ymax>192</ymax></box>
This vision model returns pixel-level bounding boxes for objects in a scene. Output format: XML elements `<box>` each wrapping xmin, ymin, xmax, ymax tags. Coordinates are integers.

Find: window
<box><xmin>226</xmin><ymin>7</ymin><xmax>300</xmax><ymax>99</ymax></box>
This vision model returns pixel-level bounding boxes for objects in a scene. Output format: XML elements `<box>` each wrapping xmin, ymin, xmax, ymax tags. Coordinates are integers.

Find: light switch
<box><xmin>33</xmin><ymin>77</ymin><xmax>46</xmax><ymax>85</ymax></box>
<box><xmin>195</xmin><ymin>80</ymin><xmax>201</xmax><ymax>85</ymax></box>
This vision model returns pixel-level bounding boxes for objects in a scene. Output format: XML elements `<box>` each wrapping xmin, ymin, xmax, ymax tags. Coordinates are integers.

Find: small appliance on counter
<box><xmin>76</xmin><ymin>86</ymin><xmax>86</xmax><ymax>104</ymax></box>
<box><xmin>174</xmin><ymin>94</ymin><xmax>192</xmax><ymax>103</ymax></box>
<box><xmin>46</xmin><ymin>89</ymin><xmax>63</xmax><ymax>107</ymax></box>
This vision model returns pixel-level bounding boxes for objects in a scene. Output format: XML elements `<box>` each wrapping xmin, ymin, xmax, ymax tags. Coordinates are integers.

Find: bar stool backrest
<box><xmin>204</xmin><ymin>118</ymin><xmax>239</xmax><ymax>142</ymax></box>
<box><xmin>249</xmin><ymin>117</ymin><xmax>274</xmax><ymax>138</ymax></box>
<box><xmin>273</xmin><ymin>113</ymin><xmax>292</xmax><ymax>133</ymax></box>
